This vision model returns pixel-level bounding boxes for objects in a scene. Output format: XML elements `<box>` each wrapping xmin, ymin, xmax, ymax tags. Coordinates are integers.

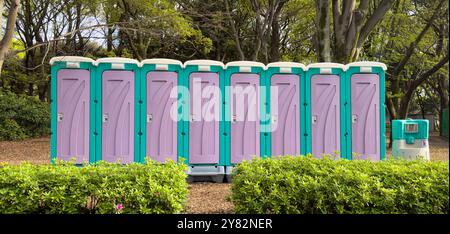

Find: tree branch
<box><xmin>392</xmin><ymin>0</ymin><xmax>445</xmax><ymax>78</ymax></box>
<box><xmin>357</xmin><ymin>0</ymin><xmax>394</xmax><ymax>48</ymax></box>
<box><xmin>0</xmin><ymin>0</ymin><xmax>21</xmax><ymax>51</ymax></box>
<box><xmin>225</xmin><ymin>0</ymin><xmax>245</xmax><ymax>60</ymax></box>
<box><xmin>412</xmin><ymin>53</ymin><xmax>449</xmax><ymax>88</ymax></box>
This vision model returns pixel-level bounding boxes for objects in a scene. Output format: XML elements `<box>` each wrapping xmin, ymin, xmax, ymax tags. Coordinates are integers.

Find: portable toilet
<box><xmin>95</xmin><ymin>58</ymin><xmax>140</xmax><ymax>163</ymax></box>
<box><xmin>265</xmin><ymin>62</ymin><xmax>306</xmax><ymax>157</ymax></box>
<box><xmin>183</xmin><ymin>60</ymin><xmax>225</xmax><ymax>182</ymax></box>
<box><xmin>392</xmin><ymin>119</ymin><xmax>430</xmax><ymax>160</ymax></box>
<box><xmin>224</xmin><ymin>61</ymin><xmax>265</xmax><ymax>179</ymax></box>
<box><xmin>50</xmin><ymin>56</ymin><xmax>96</xmax><ymax>164</ymax></box>
<box><xmin>346</xmin><ymin>61</ymin><xmax>387</xmax><ymax>161</ymax></box>
<box><xmin>305</xmin><ymin>63</ymin><xmax>346</xmax><ymax>159</ymax></box>
<box><xmin>140</xmin><ymin>59</ymin><xmax>183</xmax><ymax>164</ymax></box>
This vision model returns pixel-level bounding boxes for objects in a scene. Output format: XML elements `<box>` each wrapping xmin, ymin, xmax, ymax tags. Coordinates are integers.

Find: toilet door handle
<box><xmin>352</xmin><ymin>114</ymin><xmax>358</xmax><ymax>124</ymax></box>
<box><xmin>272</xmin><ymin>115</ymin><xmax>278</xmax><ymax>123</ymax></box>
<box><xmin>231</xmin><ymin>114</ymin><xmax>237</xmax><ymax>123</ymax></box>
<box><xmin>57</xmin><ymin>113</ymin><xmax>63</xmax><ymax>122</ymax></box>
<box><xmin>147</xmin><ymin>114</ymin><xmax>153</xmax><ymax>123</ymax></box>
<box><xmin>103</xmin><ymin>113</ymin><xmax>109</xmax><ymax>123</ymax></box>
<box><xmin>312</xmin><ymin>115</ymin><xmax>318</xmax><ymax>124</ymax></box>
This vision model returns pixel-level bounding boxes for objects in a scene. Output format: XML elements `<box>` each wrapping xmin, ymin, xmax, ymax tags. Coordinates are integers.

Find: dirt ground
<box><xmin>0</xmin><ymin>137</ymin><xmax>50</xmax><ymax>165</ymax></box>
<box><xmin>185</xmin><ymin>183</ymin><xmax>234</xmax><ymax>214</ymax></box>
<box><xmin>0</xmin><ymin>134</ymin><xmax>447</xmax><ymax>214</ymax></box>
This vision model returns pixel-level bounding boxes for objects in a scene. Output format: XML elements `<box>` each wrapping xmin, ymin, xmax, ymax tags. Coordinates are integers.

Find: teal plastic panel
<box><xmin>265</xmin><ymin>67</ymin><xmax>304</xmax><ymax>157</ymax></box>
<box><xmin>345</xmin><ymin>66</ymin><xmax>386</xmax><ymax>160</ymax></box>
<box><xmin>140</xmin><ymin>64</ymin><xmax>182</xmax><ymax>163</ymax></box>
<box><xmin>304</xmin><ymin>67</ymin><xmax>346</xmax><ymax>158</ymax></box>
<box><xmin>94</xmin><ymin>62</ymin><xmax>140</xmax><ymax>163</ymax></box>
<box><xmin>182</xmin><ymin>64</ymin><xmax>225</xmax><ymax>166</ymax></box>
<box><xmin>224</xmin><ymin>65</ymin><xmax>265</xmax><ymax>166</ymax></box>
<box><xmin>50</xmin><ymin>61</ymin><xmax>96</xmax><ymax>164</ymax></box>
<box><xmin>392</xmin><ymin>119</ymin><xmax>429</xmax><ymax>140</ymax></box>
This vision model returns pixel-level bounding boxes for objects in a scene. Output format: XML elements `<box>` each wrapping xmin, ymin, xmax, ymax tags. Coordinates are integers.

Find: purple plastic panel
<box><xmin>310</xmin><ymin>75</ymin><xmax>340</xmax><ymax>158</ymax></box>
<box><xmin>270</xmin><ymin>74</ymin><xmax>300</xmax><ymax>156</ymax></box>
<box><xmin>189</xmin><ymin>72</ymin><xmax>220</xmax><ymax>164</ymax></box>
<box><xmin>102</xmin><ymin>70</ymin><xmax>134</xmax><ymax>163</ymax></box>
<box><xmin>230</xmin><ymin>73</ymin><xmax>260</xmax><ymax>164</ymax></box>
<box><xmin>147</xmin><ymin>71</ymin><xmax>178</xmax><ymax>163</ymax></box>
<box><xmin>56</xmin><ymin>69</ymin><xmax>90</xmax><ymax>163</ymax></box>
<box><xmin>351</xmin><ymin>74</ymin><xmax>380</xmax><ymax>161</ymax></box>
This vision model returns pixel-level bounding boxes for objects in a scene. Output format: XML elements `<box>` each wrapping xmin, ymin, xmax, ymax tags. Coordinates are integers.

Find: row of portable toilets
<box><xmin>50</xmin><ymin>56</ymin><xmax>386</xmax><ymax>181</ymax></box>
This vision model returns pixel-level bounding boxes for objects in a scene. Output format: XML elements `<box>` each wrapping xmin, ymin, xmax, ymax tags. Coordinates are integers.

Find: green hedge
<box><xmin>0</xmin><ymin>92</ymin><xmax>50</xmax><ymax>140</ymax></box>
<box><xmin>0</xmin><ymin>160</ymin><xmax>188</xmax><ymax>214</ymax></box>
<box><xmin>231</xmin><ymin>156</ymin><xmax>449</xmax><ymax>214</ymax></box>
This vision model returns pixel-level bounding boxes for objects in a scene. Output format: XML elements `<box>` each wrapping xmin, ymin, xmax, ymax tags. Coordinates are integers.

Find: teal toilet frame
<box><xmin>94</xmin><ymin>58</ymin><xmax>141</xmax><ymax>163</ymax></box>
<box><xmin>304</xmin><ymin>63</ymin><xmax>347</xmax><ymax>158</ymax></box>
<box><xmin>224</xmin><ymin>61</ymin><xmax>266</xmax><ymax>179</ymax></box>
<box><xmin>182</xmin><ymin>60</ymin><xmax>226</xmax><ymax>180</ymax></box>
<box><xmin>345</xmin><ymin>62</ymin><xmax>386</xmax><ymax>160</ymax></box>
<box><xmin>140</xmin><ymin>59</ymin><xmax>183</xmax><ymax>164</ymax></box>
<box><xmin>50</xmin><ymin>57</ymin><xmax>96</xmax><ymax>164</ymax></box>
<box><xmin>265</xmin><ymin>62</ymin><xmax>306</xmax><ymax>157</ymax></box>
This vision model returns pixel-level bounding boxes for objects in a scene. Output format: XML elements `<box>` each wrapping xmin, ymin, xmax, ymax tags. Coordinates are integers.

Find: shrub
<box><xmin>0</xmin><ymin>92</ymin><xmax>50</xmax><ymax>140</ymax></box>
<box><xmin>231</xmin><ymin>156</ymin><xmax>449</xmax><ymax>214</ymax></box>
<box><xmin>0</xmin><ymin>119</ymin><xmax>27</xmax><ymax>140</ymax></box>
<box><xmin>0</xmin><ymin>159</ymin><xmax>188</xmax><ymax>214</ymax></box>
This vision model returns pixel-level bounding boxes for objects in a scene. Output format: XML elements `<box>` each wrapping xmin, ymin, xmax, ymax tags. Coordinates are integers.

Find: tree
<box><xmin>385</xmin><ymin>0</ymin><xmax>448</xmax><ymax>120</ymax></box>
<box><xmin>0</xmin><ymin>0</ymin><xmax>20</xmax><ymax>74</ymax></box>
<box><xmin>314</xmin><ymin>0</ymin><xmax>394</xmax><ymax>63</ymax></box>
<box><xmin>364</xmin><ymin>0</ymin><xmax>449</xmax><ymax>146</ymax></box>
<box><xmin>107</xmin><ymin>0</ymin><xmax>211</xmax><ymax>60</ymax></box>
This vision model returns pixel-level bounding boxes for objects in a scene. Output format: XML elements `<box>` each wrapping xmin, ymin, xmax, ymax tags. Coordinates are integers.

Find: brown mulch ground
<box><xmin>185</xmin><ymin>183</ymin><xmax>234</xmax><ymax>214</ymax></box>
<box><xmin>0</xmin><ymin>134</ymin><xmax>448</xmax><ymax>214</ymax></box>
<box><xmin>0</xmin><ymin>136</ymin><xmax>50</xmax><ymax>165</ymax></box>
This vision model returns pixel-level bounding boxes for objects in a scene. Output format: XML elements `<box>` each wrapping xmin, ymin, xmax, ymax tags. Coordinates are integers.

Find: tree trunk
<box><xmin>269</xmin><ymin>0</ymin><xmax>286</xmax><ymax>62</ymax></box>
<box><xmin>75</xmin><ymin>3</ymin><xmax>84</xmax><ymax>53</ymax></box>
<box><xmin>225</xmin><ymin>0</ymin><xmax>245</xmax><ymax>60</ymax></box>
<box><xmin>0</xmin><ymin>0</ymin><xmax>21</xmax><ymax>75</ymax></box>
<box><xmin>269</xmin><ymin>17</ymin><xmax>280</xmax><ymax>62</ymax></box>
<box><xmin>106</xmin><ymin>13</ymin><xmax>114</xmax><ymax>52</ymax></box>
<box><xmin>316</xmin><ymin>0</ymin><xmax>393</xmax><ymax>63</ymax></box>
<box><xmin>315</xmin><ymin>0</ymin><xmax>331</xmax><ymax>62</ymax></box>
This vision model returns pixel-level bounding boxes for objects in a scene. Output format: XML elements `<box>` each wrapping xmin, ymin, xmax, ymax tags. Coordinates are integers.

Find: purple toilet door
<box><xmin>189</xmin><ymin>72</ymin><xmax>220</xmax><ymax>164</ymax></box>
<box><xmin>310</xmin><ymin>75</ymin><xmax>340</xmax><ymax>158</ymax></box>
<box><xmin>351</xmin><ymin>74</ymin><xmax>380</xmax><ymax>161</ymax></box>
<box><xmin>102</xmin><ymin>70</ymin><xmax>135</xmax><ymax>163</ymax></box>
<box><xmin>270</xmin><ymin>74</ymin><xmax>300</xmax><ymax>156</ymax></box>
<box><xmin>56</xmin><ymin>69</ymin><xmax>90</xmax><ymax>163</ymax></box>
<box><xmin>230</xmin><ymin>73</ymin><xmax>260</xmax><ymax>164</ymax></box>
<box><xmin>147</xmin><ymin>71</ymin><xmax>178</xmax><ymax>163</ymax></box>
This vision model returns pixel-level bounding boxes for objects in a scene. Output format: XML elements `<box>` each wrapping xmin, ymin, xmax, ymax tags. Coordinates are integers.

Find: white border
<box><xmin>141</xmin><ymin>58</ymin><xmax>183</xmax><ymax>67</ymax></box>
<box><xmin>184</xmin><ymin>60</ymin><xmax>225</xmax><ymax>69</ymax></box>
<box><xmin>266</xmin><ymin>62</ymin><xmax>306</xmax><ymax>70</ymax></box>
<box><xmin>49</xmin><ymin>56</ymin><xmax>95</xmax><ymax>65</ymax></box>
<box><xmin>306</xmin><ymin>62</ymin><xmax>346</xmax><ymax>71</ymax></box>
<box><xmin>346</xmin><ymin>61</ymin><xmax>387</xmax><ymax>71</ymax></box>
<box><xmin>225</xmin><ymin>61</ymin><xmax>266</xmax><ymax>69</ymax></box>
<box><xmin>95</xmin><ymin>57</ymin><xmax>140</xmax><ymax>66</ymax></box>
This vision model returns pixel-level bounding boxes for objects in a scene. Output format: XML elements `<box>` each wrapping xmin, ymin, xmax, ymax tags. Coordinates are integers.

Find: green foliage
<box><xmin>231</xmin><ymin>156</ymin><xmax>449</xmax><ymax>214</ymax></box>
<box><xmin>0</xmin><ymin>159</ymin><xmax>189</xmax><ymax>214</ymax></box>
<box><xmin>0</xmin><ymin>92</ymin><xmax>50</xmax><ymax>140</ymax></box>
<box><xmin>0</xmin><ymin>119</ymin><xmax>27</xmax><ymax>141</ymax></box>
